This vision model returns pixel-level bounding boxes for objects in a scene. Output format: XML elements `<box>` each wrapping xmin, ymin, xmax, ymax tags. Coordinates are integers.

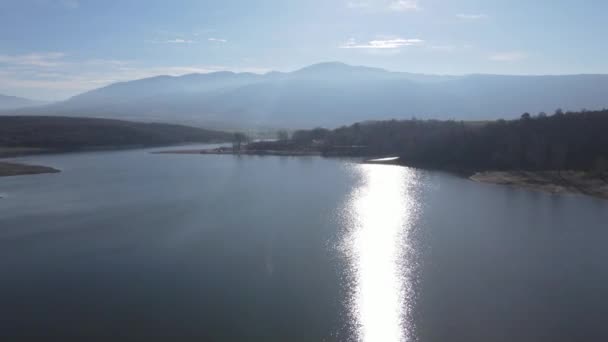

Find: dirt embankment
<box><xmin>470</xmin><ymin>170</ymin><xmax>608</xmax><ymax>199</ymax></box>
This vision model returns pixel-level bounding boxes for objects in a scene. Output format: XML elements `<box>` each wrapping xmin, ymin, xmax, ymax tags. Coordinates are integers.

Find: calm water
<box><xmin>1</xmin><ymin>147</ymin><xmax>608</xmax><ymax>341</ymax></box>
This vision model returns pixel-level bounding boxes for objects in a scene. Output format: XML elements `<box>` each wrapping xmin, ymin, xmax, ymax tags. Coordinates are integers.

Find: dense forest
<box><xmin>0</xmin><ymin>116</ymin><xmax>231</xmax><ymax>150</ymax></box>
<box><xmin>252</xmin><ymin>109</ymin><xmax>608</xmax><ymax>173</ymax></box>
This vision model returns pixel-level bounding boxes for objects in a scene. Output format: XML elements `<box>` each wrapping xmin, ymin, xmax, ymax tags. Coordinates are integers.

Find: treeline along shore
<box><xmin>235</xmin><ymin>109</ymin><xmax>608</xmax><ymax>198</ymax></box>
<box><xmin>3</xmin><ymin>111</ymin><xmax>608</xmax><ymax>199</ymax></box>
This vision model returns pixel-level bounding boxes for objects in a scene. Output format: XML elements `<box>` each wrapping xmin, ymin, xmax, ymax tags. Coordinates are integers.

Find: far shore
<box><xmin>0</xmin><ymin>161</ymin><xmax>60</xmax><ymax>178</ymax></box>
<box><xmin>153</xmin><ymin>148</ymin><xmax>321</xmax><ymax>157</ymax></box>
<box><xmin>0</xmin><ymin>142</ymin><xmax>230</xmax><ymax>159</ymax></box>
<box><xmin>5</xmin><ymin>144</ymin><xmax>606</xmax><ymax>200</ymax></box>
<box><xmin>358</xmin><ymin>157</ymin><xmax>608</xmax><ymax>200</ymax></box>
<box><xmin>156</xmin><ymin>148</ymin><xmax>608</xmax><ymax>200</ymax></box>
<box><xmin>470</xmin><ymin>170</ymin><xmax>608</xmax><ymax>199</ymax></box>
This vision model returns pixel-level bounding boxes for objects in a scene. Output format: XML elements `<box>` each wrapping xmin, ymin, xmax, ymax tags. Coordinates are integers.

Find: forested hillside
<box><xmin>0</xmin><ymin>116</ymin><xmax>231</xmax><ymax>150</ymax></box>
<box><xmin>288</xmin><ymin>109</ymin><xmax>608</xmax><ymax>172</ymax></box>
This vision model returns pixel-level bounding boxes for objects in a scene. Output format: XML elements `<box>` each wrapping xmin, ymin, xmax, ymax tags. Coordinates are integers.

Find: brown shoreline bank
<box><xmin>361</xmin><ymin>157</ymin><xmax>608</xmax><ymax>200</ymax></box>
<box><xmin>0</xmin><ymin>162</ymin><xmax>60</xmax><ymax>178</ymax></box>
<box><xmin>470</xmin><ymin>171</ymin><xmax>608</xmax><ymax>200</ymax></box>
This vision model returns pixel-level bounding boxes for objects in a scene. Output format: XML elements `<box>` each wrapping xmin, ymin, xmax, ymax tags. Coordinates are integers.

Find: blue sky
<box><xmin>1</xmin><ymin>0</ymin><xmax>607</xmax><ymax>100</ymax></box>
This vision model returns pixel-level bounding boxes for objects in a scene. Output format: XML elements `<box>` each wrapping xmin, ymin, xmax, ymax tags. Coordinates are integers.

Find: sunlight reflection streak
<box><xmin>343</xmin><ymin>164</ymin><xmax>418</xmax><ymax>342</ymax></box>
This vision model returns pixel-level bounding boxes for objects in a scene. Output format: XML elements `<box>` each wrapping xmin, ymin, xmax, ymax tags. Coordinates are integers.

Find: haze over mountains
<box><xmin>0</xmin><ymin>94</ymin><xmax>47</xmax><ymax>111</ymax></box>
<box><xmin>5</xmin><ymin>62</ymin><xmax>608</xmax><ymax>128</ymax></box>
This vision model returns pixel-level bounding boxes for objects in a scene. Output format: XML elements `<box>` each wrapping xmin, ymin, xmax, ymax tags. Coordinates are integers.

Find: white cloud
<box><xmin>388</xmin><ymin>0</ymin><xmax>420</xmax><ymax>11</ymax></box>
<box><xmin>165</xmin><ymin>38</ymin><xmax>194</xmax><ymax>44</ymax></box>
<box><xmin>490</xmin><ymin>51</ymin><xmax>527</xmax><ymax>62</ymax></box>
<box><xmin>0</xmin><ymin>52</ymin><xmax>67</xmax><ymax>67</ymax></box>
<box><xmin>340</xmin><ymin>37</ymin><xmax>424</xmax><ymax>49</ymax></box>
<box><xmin>346</xmin><ymin>0</ymin><xmax>420</xmax><ymax>12</ymax></box>
<box><xmin>208</xmin><ymin>38</ymin><xmax>227</xmax><ymax>43</ymax></box>
<box><xmin>0</xmin><ymin>53</ymin><xmax>271</xmax><ymax>100</ymax></box>
<box><xmin>456</xmin><ymin>13</ymin><xmax>488</xmax><ymax>20</ymax></box>
<box><xmin>145</xmin><ymin>38</ymin><xmax>195</xmax><ymax>44</ymax></box>
<box><xmin>83</xmin><ymin>59</ymin><xmax>131</xmax><ymax>67</ymax></box>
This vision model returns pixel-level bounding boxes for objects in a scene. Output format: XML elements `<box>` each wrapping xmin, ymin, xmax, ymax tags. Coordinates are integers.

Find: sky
<box><xmin>1</xmin><ymin>0</ymin><xmax>608</xmax><ymax>101</ymax></box>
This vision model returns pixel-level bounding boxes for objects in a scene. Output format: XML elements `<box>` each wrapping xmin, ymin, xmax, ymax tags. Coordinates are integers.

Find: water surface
<box><xmin>1</xmin><ymin>147</ymin><xmax>607</xmax><ymax>341</ymax></box>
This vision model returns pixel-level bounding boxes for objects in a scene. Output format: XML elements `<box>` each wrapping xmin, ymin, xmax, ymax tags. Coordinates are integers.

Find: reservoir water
<box><xmin>1</xmin><ymin>146</ymin><xmax>608</xmax><ymax>341</ymax></box>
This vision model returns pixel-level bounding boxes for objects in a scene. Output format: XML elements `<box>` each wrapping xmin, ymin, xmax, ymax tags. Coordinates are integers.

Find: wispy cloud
<box><xmin>0</xmin><ymin>52</ymin><xmax>67</xmax><ymax>67</ymax></box>
<box><xmin>346</xmin><ymin>0</ymin><xmax>420</xmax><ymax>12</ymax></box>
<box><xmin>388</xmin><ymin>0</ymin><xmax>420</xmax><ymax>11</ymax></box>
<box><xmin>490</xmin><ymin>51</ymin><xmax>527</xmax><ymax>62</ymax></box>
<box><xmin>145</xmin><ymin>38</ymin><xmax>195</xmax><ymax>44</ymax></box>
<box><xmin>340</xmin><ymin>37</ymin><xmax>424</xmax><ymax>49</ymax></box>
<box><xmin>165</xmin><ymin>38</ymin><xmax>194</xmax><ymax>44</ymax></box>
<box><xmin>0</xmin><ymin>52</ymin><xmax>270</xmax><ymax>100</ymax></box>
<box><xmin>456</xmin><ymin>13</ymin><xmax>488</xmax><ymax>20</ymax></box>
<box><xmin>208</xmin><ymin>38</ymin><xmax>227</xmax><ymax>43</ymax></box>
<box><xmin>83</xmin><ymin>59</ymin><xmax>131</xmax><ymax>67</ymax></box>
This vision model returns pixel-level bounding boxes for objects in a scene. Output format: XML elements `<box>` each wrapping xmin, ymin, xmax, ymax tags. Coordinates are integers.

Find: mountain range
<box><xmin>4</xmin><ymin>62</ymin><xmax>608</xmax><ymax>128</ymax></box>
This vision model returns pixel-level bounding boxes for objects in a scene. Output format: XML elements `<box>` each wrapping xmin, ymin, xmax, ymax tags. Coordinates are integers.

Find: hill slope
<box><xmin>7</xmin><ymin>62</ymin><xmax>608</xmax><ymax>127</ymax></box>
<box><xmin>0</xmin><ymin>116</ymin><xmax>231</xmax><ymax>150</ymax></box>
<box><xmin>0</xmin><ymin>94</ymin><xmax>47</xmax><ymax>110</ymax></box>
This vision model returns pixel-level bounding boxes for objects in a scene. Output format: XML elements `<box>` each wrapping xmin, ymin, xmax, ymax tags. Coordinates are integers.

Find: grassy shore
<box><xmin>470</xmin><ymin>171</ymin><xmax>608</xmax><ymax>199</ymax></box>
<box><xmin>0</xmin><ymin>161</ymin><xmax>60</xmax><ymax>177</ymax></box>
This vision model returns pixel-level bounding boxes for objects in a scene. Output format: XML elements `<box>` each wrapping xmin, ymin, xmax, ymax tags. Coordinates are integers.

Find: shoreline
<box><xmin>0</xmin><ymin>142</ymin><xmax>230</xmax><ymax>159</ymax></box>
<box><xmin>152</xmin><ymin>148</ymin><xmax>321</xmax><ymax>157</ymax></box>
<box><xmin>0</xmin><ymin>161</ymin><xmax>60</xmax><ymax>178</ymax></box>
<box><xmin>470</xmin><ymin>170</ymin><xmax>608</xmax><ymax>199</ymax></box>
<box><xmin>157</xmin><ymin>149</ymin><xmax>608</xmax><ymax>200</ymax></box>
<box><xmin>361</xmin><ymin>157</ymin><xmax>608</xmax><ymax>200</ymax></box>
<box><xmin>26</xmin><ymin>145</ymin><xmax>603</xmax><ymax>201</ymax></box>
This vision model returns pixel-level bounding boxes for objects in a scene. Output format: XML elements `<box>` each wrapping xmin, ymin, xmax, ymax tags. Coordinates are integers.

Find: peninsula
<box><xmin>0</xmin><ymin>161</ymin><xmax>60</xmax><ymax>177</ymax></box>
<box><xmin>159</xmin><ymin>109</ymin><xmax>608</xmax><ymax>199</ymax></box>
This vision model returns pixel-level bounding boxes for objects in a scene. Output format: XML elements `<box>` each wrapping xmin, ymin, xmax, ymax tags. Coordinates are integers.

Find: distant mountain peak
<box><xmin>297</xmin><ymin>61</ymin><xmax>351</xmax><ymax>69</ymax></box>
<box><xmin>293</xmin><ymin>61</ymin><xmax>387</xmax><ymax>75</ymax></box>
<box><xmin>19</xmin><ymin>63</ymin><xmax>608</xmax><ymax>129</ymax></box>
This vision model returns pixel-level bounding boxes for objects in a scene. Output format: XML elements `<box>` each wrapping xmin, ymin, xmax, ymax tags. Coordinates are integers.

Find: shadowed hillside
<box><xmin>0</xmin><ymin>116</ymin><xmax>231</xmax><ymax>151</ymax></box>
<box><xmin>259</xmin><ymin>109</ymin><xmax>608</xmax><ymax>173</ymax></box>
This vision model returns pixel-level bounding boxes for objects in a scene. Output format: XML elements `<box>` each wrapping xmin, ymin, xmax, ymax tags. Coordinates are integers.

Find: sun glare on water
<box><xmin>341</xmin><ymin>164</ymin><xmax>420</xmax><ymax>342</ymax></box>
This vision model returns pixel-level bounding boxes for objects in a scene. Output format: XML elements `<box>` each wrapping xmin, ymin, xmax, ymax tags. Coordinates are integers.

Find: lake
<box><xmin>1</xmin><ymin>146</ymin><xmax>608</xmax><ymax>341</ymax></box>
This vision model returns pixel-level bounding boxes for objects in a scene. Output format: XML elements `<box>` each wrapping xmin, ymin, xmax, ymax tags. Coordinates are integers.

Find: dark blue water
<box><xmin>1</xmin><ymin>147</ymin><xmax>607</xmax><ymax>341</ymax></box>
